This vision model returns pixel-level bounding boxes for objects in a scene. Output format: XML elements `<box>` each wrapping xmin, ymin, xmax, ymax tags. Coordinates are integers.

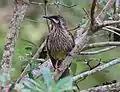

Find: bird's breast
<box><xmin>47</xmin><ymin>30</ymin><xmax>74</xmax><ymax>60</ymax></box>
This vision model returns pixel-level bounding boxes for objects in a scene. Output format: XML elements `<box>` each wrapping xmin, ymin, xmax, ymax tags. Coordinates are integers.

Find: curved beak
<box><xmin>43</xmin><ymin>15</ymin><xmax>59</xmax><ymax>24</ymax></box>
<box><xmin>43</xmin><ymin>16</ymin><xmax>51</xmax><ymax>20</ymax></box>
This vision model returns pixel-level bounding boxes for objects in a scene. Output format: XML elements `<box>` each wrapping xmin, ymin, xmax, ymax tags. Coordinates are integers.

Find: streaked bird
<box><xmin>43</xmin><ymin>15</ymin><xmax>75</xmax><ymax>78</ymax></box>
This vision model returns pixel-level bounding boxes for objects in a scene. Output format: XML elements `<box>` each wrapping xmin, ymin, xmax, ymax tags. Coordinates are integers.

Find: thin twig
<box><xmin>54</xmin><ymin>2</ymin><xmax>76</xmax><ymax>8</ymax></box>
<box><xmin>82</xmin><ymin>8</ymin><xmax>91</xmax><ymax>20</ymax></box>
<box><xmin>73</xmin><ymin>58</ymin><xmax>120</xmax><ymax>81</ymax></box>
<box><xmin>96</xmin><ymin>0</ymin><xmax>115</xmax><ymax>23</ymax></box>
<box><xmin>90</xmin><ymin>0</ymin><xmax>97</xmax><ymax>26</ymax></box>
<box><xmin>93</xmin><ymin>0</ymin><xmax>116</xmax><ymax>33</ymax></box>
<box><xmin>81</xmin><ymin>82</ymin><xmax>120</xmax><ymax>92</ymax></box>
<box><xmin>43</xmin><ymin>0</ymin><xmax>50</xmax><ymax>32</ymax></box>
<box><xmin>30</xmin><ymin>2</ymin><xmax>45</xmax><ymax>5</ymax></box>
<box><xmin>106</xmin><ymin>26</ymin><xmax>120</xmax><ymax>32</ymax></box>
<box><xmin>30</xmin><ymin>1</ymin><xmax>54</xmax><ymax>6</ymax></box>
<box><xmin>80</xmin><ymin>46</ymin><xmax>117</xmax><ymax>55</ymax></box>
<box><xmin>31</xmin><ymin>1</ymin><xmax>76</xmax><ymax>8</ymax></box>
<box><xmin>67</xmin><ymin>24</ymin><xmax>80</xmax><ymax>31</ymax></box>
<box><xmin>97</xmin><ymin>20</ymin><xmax>120</xmax><ymax>29</ymax></box>
<box><xmin>103</xmin><ymin>27</ymin><xmax>120</xmax><ymax>36</ymax></box>
<box><xmin>83</xmin><ymin>41</ymin><xmax>120</xmax><ymax>51</ymax></box>
<box><xmin>21</xmin><ymin>38</ymin><xmax>38</xmax><ymax>48</ymax></box>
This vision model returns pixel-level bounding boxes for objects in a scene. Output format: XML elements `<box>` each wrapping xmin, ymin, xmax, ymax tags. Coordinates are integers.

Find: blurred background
<box><xmin>0</xmin><ymin>0</ymin><xmax>120</xmax><ymax>90</ymax></box>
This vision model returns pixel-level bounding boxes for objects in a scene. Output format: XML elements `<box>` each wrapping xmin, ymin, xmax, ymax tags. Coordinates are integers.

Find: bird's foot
<box><xmin>55</xmin><ymin>60</ymin><xmax>59</xmax><ymax>69</ymax></box>
<box><xmin>54</xmin><ymin>61</ymin><xmax>63</xmax><ymax>72</ymax></box>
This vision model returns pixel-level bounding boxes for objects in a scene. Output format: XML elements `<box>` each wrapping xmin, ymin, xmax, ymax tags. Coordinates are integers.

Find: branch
<box><xmin>94</xmin><ymin>0</ymin><xmax>116</xmax><ymax>33</ymax></box>
<box><xmin>32</xmin><ymin>59</ymin><xmax>53</xmax><ymax>78</ymax></box>
<box><xmin>43</xmin><ymin>0</ymin><xmax>51</xmax><ymax>32</ymax></box>
<box><xmin>54</xmin><ymin>1</ymin><xmax>76</xmax><ymax>8</ymax></box>
<box><xmin>0</xmin><ymin>0</ymin><xmax>29</xmax><ymax>77</ymax></box>
<box><xmin>115</xmin><ymin>0</ymin><xmax>120</xmax><ymax>13</ymax></box>
<box><xmin>67</xmin><ymin>24</ymin><xmax>80</xmax><ymax>31</ymax></box>
<box><xmin>73</xmin><ymin>58</ymin><xmax>120</xmax><ymax>81</ymax></box>
<box><xmin>97</xmin><ymin>20</ymin><xmax>120</xmax><ymax>29</ymax></box>
<box><xmin>82</xmin><ymin>8</ymin><xmax>91</xmax><ymax>20</ymax></box>
<box><xmin>81</xmin><ymin>82</ymin><xmax>120</xmax><ymax>92</ymax></box>
<box><xmin>90</xmin><ymin>0</ymin><xmax>97</xmax><ymax>26</ymax></box>
<box><xmin>103</xmin><ymin>27</ymin><xmax>120</xmax><ymax>36</ymax></box>
<box><xmin>83</xmin><ymin>42</ymin><xmax>120</xmax><ymax>50</ymax></box>
<box><xmin>80</xmin><ymin>46</ymin><xmax>116</xmax><ymax>55</ymax></box>
<box><xmin>31</xmin><ymin>1</ymin><xmax>76</xmax><ymax>8</ymax></box>
<box><xmin>106</xmin><ymin>26</ymin><xmax>120</xmax><ymax>32</ymax></box>
<box><xmin>96</xmin><ymin>0</ymin><xmax>115</xmax><ymax>22</ymax></box>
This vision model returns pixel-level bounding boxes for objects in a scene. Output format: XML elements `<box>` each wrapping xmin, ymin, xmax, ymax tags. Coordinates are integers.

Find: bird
<box><xmin>43</xmin><ymin>15</ymin><xmax>75</xmax><ymax>78</ymax></box>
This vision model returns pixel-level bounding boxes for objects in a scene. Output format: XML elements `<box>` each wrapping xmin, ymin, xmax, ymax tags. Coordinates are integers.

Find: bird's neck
<box><xmin>51</xmin><ymin>23</ymin><xmax>67</xmax><ymax>31</ymax></box>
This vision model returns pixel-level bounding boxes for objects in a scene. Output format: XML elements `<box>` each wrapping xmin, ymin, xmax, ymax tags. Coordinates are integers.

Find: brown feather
<box><xmin>45</xmin><ymin>15</ymin><xmax>75</xmax><ymax>78</ymax></box>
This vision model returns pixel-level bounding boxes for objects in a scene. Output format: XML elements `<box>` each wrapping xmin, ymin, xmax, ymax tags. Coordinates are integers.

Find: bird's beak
<box><xmin>43</xmin><ymin>16</ymin><xmax>51</xmax><ymax>20</ymax></box>
<box><xmin>43</xmin><ymin>15</ymin><xmax>59</xmax><ymax>24</ymax></box>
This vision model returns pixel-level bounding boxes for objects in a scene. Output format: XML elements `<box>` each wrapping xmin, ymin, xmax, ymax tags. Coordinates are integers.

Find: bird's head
<box><xmin>43</xmin><ymin>15</ymin><xmax>66</xmax><ymax>28</ymax></box>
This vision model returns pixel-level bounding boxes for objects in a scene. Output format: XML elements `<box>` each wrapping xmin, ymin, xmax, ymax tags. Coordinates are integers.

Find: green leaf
<box><xmin>15</xmin><ymin>83</ymin><xmax>25</xmax><ymax>89</ymax></box>
<box><xmin>81</xmin><ymin>18</ymin><xmax>88</xmax><ymax>24</ymax></box>
<box><xmin>71</xmin><ymin>62</ymin><xmax>77</xmax><ymax>75</ymax></box>
<box><xmin>56</xmin><ymin>76</ymin><xmax>76</xmax><ymax>92</ymax></box>
<box><xmin>23</xmin><ymin>79</ymin><xmax>35</xmax><ymax>89</ymax></box>
<box><xmin>23</xmin><ymin>78</ymin><xmax>45</xmax><ymax>92</ymax></box>
<box><xmin>28</xmin><ymin>78</ymin><xmax>45</xmax><ymax>91</ymax></box>
<box><xmin>40</xmin><ymin>67</ymin><xmax>54</xmax><ymax>88</ymax></box>
<box><xmin>27</xmin><ymin>63</ymin><xmax>35</xmax><ymax>79</ymax></box>
<box><xmin>21</xmin><ymin>89</ymin><xmax>32</xmax><ymax>92</ymax></box>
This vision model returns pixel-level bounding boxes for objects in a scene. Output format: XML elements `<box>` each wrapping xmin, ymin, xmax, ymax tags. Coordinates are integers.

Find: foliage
<box><xmin>14</xmin><ymin>67</ymin><xmax>76</xmax><ymax>92</ymax></box>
